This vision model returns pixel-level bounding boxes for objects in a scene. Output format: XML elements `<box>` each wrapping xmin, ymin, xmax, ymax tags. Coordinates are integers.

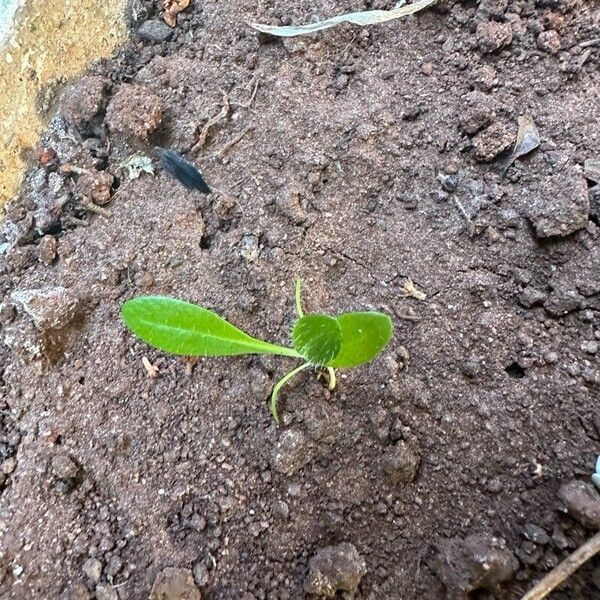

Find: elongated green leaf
<box><xmin>328</xmin><ymin>312</ymin><xmax>393</xmax><ymax>368</ymax></box>
<box><xmin>292</xmin><ymin>314</ymin><xmax>341</xmax><ymax>366</ymax></box>
<box><xmin>248</xmin><ymin>0</ymin><xmax>436</xmax><ymax>38</ymax></box>
<box><xmin>122</xmin><ymin>296</ymin><xmax>299</xmax><ymax>358</ymax></box>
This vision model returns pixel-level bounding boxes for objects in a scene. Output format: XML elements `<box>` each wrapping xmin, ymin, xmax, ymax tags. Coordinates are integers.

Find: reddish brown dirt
<box><xmin>1</xmin><ymin>1</ymin><xmax>600</xmax><ymax>599</ymax></box>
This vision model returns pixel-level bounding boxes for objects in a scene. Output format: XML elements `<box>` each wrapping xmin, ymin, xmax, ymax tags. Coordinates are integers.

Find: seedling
<box><xmin>121</xmin><ymin>279</ymin><xmax>393</xmax><ymax>423</ymax></box>
<box><xmin>592</xmin><ymin>456</ymin><xmax>600</xmax><ymax>491</ymax></box>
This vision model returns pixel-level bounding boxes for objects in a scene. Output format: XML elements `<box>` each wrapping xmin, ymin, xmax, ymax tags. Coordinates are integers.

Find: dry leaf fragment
<box><xmin>501</xmin><ymin>115</ymin><xmax>540</xmax><ymax>175</ymax></box>
<box><xmin>402</xmin><ymin>279</ymin><xmax>426</xmax><ymax>301</ymax></box>
<box><xmin>163</xmin><ymin>0</ymin><xmax>190</xmax><ymax>27</ymax></box>
<box><xmin>122</xmin><ymin>154</ymin><xmax>155</xmax><ymax>180</ymax></box>
<box><xmin>249</xmin><ymin>0</ymin><xmax>436</xmax><ymax>37</ymax></box>
<box><xmin>142</xmin><ymin>356</ymin><xmax>160</xmax><ymax>379</ymax></box>
<box><xmin>183</xmin><ymin>356</ymin><xmax>198</xmax><ymax>376</ymax></box>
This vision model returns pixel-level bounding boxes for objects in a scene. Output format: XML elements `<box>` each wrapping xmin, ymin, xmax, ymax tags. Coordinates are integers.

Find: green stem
<box><xmin>270</xmin><ymin>363</ymin><xmax>311</xmax><ymax>424</ymax></box>
<box><xmin>258</xmin><ymin>342</ymin><xmax>301</xmax><ymax>358</ymax></box>
<box><xmin>295</xmin><ymin>278</ymin><xmax>304</xmax><ymax>318</ymax></box>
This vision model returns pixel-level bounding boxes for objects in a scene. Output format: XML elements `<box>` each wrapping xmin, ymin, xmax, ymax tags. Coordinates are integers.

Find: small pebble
<box><xmin>487</xmin><ymin>479</ymin><xmax>503</xmax><ymax>494</ymax></box>
<box><xmin>37</xmin><ymin>235</ymin><xmax>58</xmax><ymax>265</ymax></box>
<box><xmin>523</xmin><ymin>523</ymin><xmax>550</xmax><ymax>545</ymax></box>
<box><xmin>461</xmin><ymin>359</ymin><xmax>482</xmax><ymax>379</ymax></box>
<box><xmin>138</xmin><ymin>19</ymin><xmax>173</xmax><ymax>43</ymax></box>
<box><xmin>149</xmin><ymin>568</ymin><xmax>201</xmax><ymax>600</ymax></box>
<box><xmin>51</xmin><ymin>454</ymin><xmax>79</xmax><ymax>480</ymax></box>
<box><xmin>519</xmin><ymin>287</ymin><xmax>547</xmax><ymax>308</ymax></box>
<box><xmin>82</xmin><ymin>558</ymin><xmax>103</xmax><ymax>583</ymax></box>
<box><xmin>544</xmin><ymin>290</ymin><xmax>582</xmax><ymax>317</ymax></box>
<box><xmin>193</xmin><ymin>561</ymin><xmax>210</xmax><ymax>587</ymax></box>
<box><xmin>421</xmin><ymin>62</ymin><xmax>433</xmax><ymax>75</ymax></box>
<box><xmin>581</xmin><ymin>341</ymin><xmax>599</xmax><ymax>355</ymax></box>
<box><xmin>2</xmin><ymin>457</ymin><xmax>17</xmax><ymax>475</ymax></box>
<box><xmin>537</xmin><ymin>30</ymin><xmax>561</xmax><ymax>54</ymax></box>
<box><xmin>476</xmin><ymin>21</ymin><xmax>513</xmax><ymax>54</ymax></box>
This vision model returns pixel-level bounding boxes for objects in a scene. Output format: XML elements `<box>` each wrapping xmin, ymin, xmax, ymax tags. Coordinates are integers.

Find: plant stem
<box><xmin>520</xmin><ymin>531</ymin><xmax>600</xmax><ymax>600</ymax></box>
<box><xmin>295</xmin><ymin>278</ymin><xmax>304</xmax><ymax>318</ymax></box>
<box><xmin>326</xmin><ymin>367</ymin><xmax>336</xmax><ymax>390</ymax></box>
<box><xmin>270</xmin><ymin>363</ymin><xmax>310</xmax><ymax>424</ymax></box>
<box><xmin>262</xmin><ymin>343</ymin><xmax>302</xmax><ymax>358</ymax></box>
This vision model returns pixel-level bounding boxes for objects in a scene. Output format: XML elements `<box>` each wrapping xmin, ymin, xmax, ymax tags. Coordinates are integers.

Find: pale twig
<box><xmin>233</xmin><ymin>76</ymin><xmax>260</xmax><ymax>109</ymax></box>
<box><xmin>193</xmin><ymin>91</ymin><xmax>230</xmax><ymax>152</ymax></box>
<box><xmin>579</xmin><ymin>37</ymin><xmax>600</xmax><ymax>49</ymax></box>
<box><xmin>182</xmin><ymin>356</ymin><xmax>198</xmax><ymax>376</ymax></box>
<box><xmin>453</xmin><ymin>197</ymin><xmax>475</xmax><ymax>236</ymax></box>
<box><xmin>142</xmin><ymin>356</ymin><xmax>160</xmax><ymax>379</ymax></box>
<box><xmin>79</xmin><ymin>199</ymin><xmax>111</xmax><ymax>218</ymax></box>
<box><xmin>520</xmin><ymin>532</ymin><xmax>600</xmax><ymax>600</ymax></box>
<box><xmin>402</xmin><ymin>279</ymin><xmax>426</xmax><ymax>301</ymax></box>
<box><xmin>211</xmin><ymin>187</ymin><xmax>245</xmax><ymax>217</ymax></box>
<box><xmin>218</xmin><ymin>126</ymin><xmax>255</xmax><ymax>157</ymax></box>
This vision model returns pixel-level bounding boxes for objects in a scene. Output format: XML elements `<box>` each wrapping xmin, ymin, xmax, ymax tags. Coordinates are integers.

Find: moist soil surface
<box><xmin>1</xmin><ymin>1</ymin><xmax>600</xmax><ymax>599</ymax></box>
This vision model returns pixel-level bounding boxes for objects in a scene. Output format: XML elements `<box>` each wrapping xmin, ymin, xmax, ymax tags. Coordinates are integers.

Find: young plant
<box><xmin>592</xmin><ymin>456</ymin><xmax>600</xmax><ymax>491</ymax></box>
<box><xmin>121</xmin><ymin>279</ymin><xmax>393</xmax><ymax>423</ymax></box>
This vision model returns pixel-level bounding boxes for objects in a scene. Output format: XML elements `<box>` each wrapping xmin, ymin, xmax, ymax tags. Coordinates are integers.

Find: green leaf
<box><xmin>292</xmin><ymin>314</ymin><xmax>341</xmax><ymax>366</ymax></box>
<box><xmin>122</xmin><ymin>296</ymin><xmax>300</xmax><ymax>358</ymax></box>
<box><xmin>248</xmin><ymin>0</ymin><xmax>436</xmax><ymax>37</ymax></box>
<box><xmin>328</xmin><ymin>312</ymin><xmax>393</xmax><ymax>368</ymax></box>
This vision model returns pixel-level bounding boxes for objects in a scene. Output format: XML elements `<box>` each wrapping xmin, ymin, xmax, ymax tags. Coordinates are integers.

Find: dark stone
<box><xmin>558</xmin><ymin>480</ymin><xmax>600</xmax><ymax>529</ymax></box>
<box><xmin>138</xmin><ymin>19</ymin><xmax>173</xmax><ymax>43</ymax></box>
<box><xmin>523</xmin><ymin>523</ymin><xmax>550</xmax><ymax>545</ymax></box>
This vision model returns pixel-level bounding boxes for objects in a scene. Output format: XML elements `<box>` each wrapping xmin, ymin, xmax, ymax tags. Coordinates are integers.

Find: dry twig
<box><xmin>233</xmin><ymin>76</ymin><xmax>260</xmax><ymax>109</ymax></box>
<box><xmin>218</xmin><ymin>126</ymin><xmax>255</xmax><ymax>157</ymax></box>
<box><xmin>193</xmin><ymin>91</ymin><xmax>230</xmax><ymax>152</ymax></box>
<box><xmin>79</xmin><ymin>199</ymin><xmax>111</xmax><ymax>218</ymax></box>
<box><xmin>520</xmin><ymin>532</ymin><xmax>600</xmax><ymax>600</ymax></box>
<box><xmin>142</xmin><ymin>356</ymin><xmax>160</xmax><ymax>379</ymax></box>
<box><xmin>402</xmin><ymin>279</ymin><xmax>426</xmax><ymax>301</ymax></box>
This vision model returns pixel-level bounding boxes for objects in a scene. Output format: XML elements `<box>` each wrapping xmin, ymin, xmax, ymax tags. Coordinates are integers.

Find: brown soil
<box><xmin>1</xmin><ymin>0</ymin><xmax>600</xmax><ymax>599</ymax></box>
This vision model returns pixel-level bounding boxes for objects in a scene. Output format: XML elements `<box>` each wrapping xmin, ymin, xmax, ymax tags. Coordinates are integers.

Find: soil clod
<box><xmin>304</xmin><ymin>543</ymin><xmax>367</xmax><ymax>597</ymax></box>
<box><xmin>432</xmin><ymin>532</ymin><xmax>519</xmax><ymax>596</ymax></box>
<box><xmin>149</xmin><ymin>567</ymin><xmax>202</xmax><ymax>600</ymax></box>
<box><xmin>106</xmin><ymin>84</ymin><xmax>164</xmax><ymax>140</ymax></box>
<box><xmin>558</xmin><ymin>481</ymin><xmax>600</xmax><ymax>530</ymax></box>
